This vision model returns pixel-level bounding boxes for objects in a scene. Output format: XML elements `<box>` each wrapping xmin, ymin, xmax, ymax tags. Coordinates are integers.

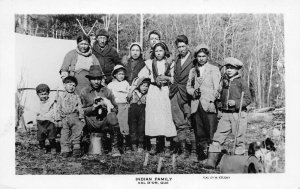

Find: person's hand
<box><xmin>194</xmin><ymin>88</ymin><xmax>201</xmax><ymax>99</ymax></box>
<box><xmin>228</xmin><ymin>100</ymin><xmax>236</xmax><ymax>106</ymax></box>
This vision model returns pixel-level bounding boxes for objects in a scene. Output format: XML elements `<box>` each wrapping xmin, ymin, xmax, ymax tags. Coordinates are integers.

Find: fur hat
<box><xmin>36</xmin><ymin>84</ymin><xmax>50</xmax><ymax>93</ymax></box>
<box><xmin>86</xmin><ymin>65</ymin><xmax>105</xmax><ymax>79</ymax></box>
<box><xmin>224</xmin><ymin>57</ymin><xmax>243</xmax><ymax>68</ymax></box>
<box><xmin>96</xmin><ymin>29</ymin><xmax>109</xmax><ymax>38</ymax></box>
<box><xmin>111</xmin><ymin>65</ymin><xmax>126</xmax><ymax>77</ymax></box>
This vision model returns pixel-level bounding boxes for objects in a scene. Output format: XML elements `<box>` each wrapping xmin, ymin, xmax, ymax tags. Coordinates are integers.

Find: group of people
<box><xmin>34</xmin><ymin>28</ymin><xmax>252</xmax><ymax>169</ymax></box>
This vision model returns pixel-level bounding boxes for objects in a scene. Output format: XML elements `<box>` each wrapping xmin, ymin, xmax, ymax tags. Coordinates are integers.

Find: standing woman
<box><xmin>186</xmin><ymin>44</ymin><xmax>221</xmax><ymax>160</ymax></box>
<box><xmin>126</xmin><ymin>42</ymin><xmax>145</xmax><ymax>85</ymax></box>
<box><xmin>60</xmin><ymin>33</ymin><xmax>103</xmax><ymax>93</ymax></box>
<box><xmin>138</xmin><ymin>41</ymin><xmax>177</xmax><ymax>154</ymax></box>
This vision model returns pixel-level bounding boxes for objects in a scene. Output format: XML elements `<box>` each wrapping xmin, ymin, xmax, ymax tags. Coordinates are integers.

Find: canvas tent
<box><xmin>15</xmin><ymin>33</ymin><xmax>76</xmax><ymax>127</ymax></box>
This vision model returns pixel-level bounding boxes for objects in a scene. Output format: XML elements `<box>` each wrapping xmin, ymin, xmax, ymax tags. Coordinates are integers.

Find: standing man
<box><xmin>169</xmin><ymin>35</ymin><xmax>197</xmax><ymax>161</ymax></box>
<box><xmin>143</xmin><ymin>30</ymin><xmax>161</xmax><ymax>61</ymax></box>
<box><xmin>92</xmin><ymin>29</ymin><xmax>122</xmax><ymax>84</ymax></box>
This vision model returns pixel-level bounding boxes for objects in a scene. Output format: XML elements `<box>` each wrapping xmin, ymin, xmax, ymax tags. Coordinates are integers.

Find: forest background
<box><xmin>15</xmin><ymin>14</ymin><xmax>285</xmax><ymax>109</ymax></box>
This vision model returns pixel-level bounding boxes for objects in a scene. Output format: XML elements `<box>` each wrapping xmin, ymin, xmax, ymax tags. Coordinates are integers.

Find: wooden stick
<box><xmin>87</xmin><ymin>20</ymin><xmax>98</xmax><ymax>35</ymax></box>
<box><xmin>233</xmin><ymin>91</ymin><xmax>244</xmax><ymax>154</ymax></box>
<box><xmin>143</xmin><ymin>152</ymin><xmax>149</xmax><ymax>167</ymax></box>
<box><xmin>76</xmin><ymin>18</ymin><xmax>87</xmax><ymax>35</ymax></box>
<box><xmin>157</xmin><ymin>156</ymin><xmax>164</xmax><ymax>173</ymax></box>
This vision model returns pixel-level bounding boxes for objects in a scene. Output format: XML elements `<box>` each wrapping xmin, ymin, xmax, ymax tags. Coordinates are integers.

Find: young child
<box><xmin>57</xmin><ymin>76</ymin><xmax>85</xmax><ymax>158</ymax></box>
<box><xmin>107</xmin><ymin>65</ymin><xmax>130</xmax><ymax>152</ymax></box>
<box><xmin>205</xmin><ymin>57</ymin><xmax>252</xmax><ymax>169</ymax></box>
<box><xmin>127</xmin><ymin>77</ymin><xmax>151</xmax><ymax>153</ymax></box>
<box><xmin>35</xmin><ymin>84</ymin><xmax>58</xmax><ymax>155</ymax></box>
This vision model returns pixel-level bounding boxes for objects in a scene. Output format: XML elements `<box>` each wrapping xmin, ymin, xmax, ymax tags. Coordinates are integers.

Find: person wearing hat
<box><xmin>107</xmin><ymin>65</ymin><xmax>130</xmax><ymax>151</ymax></box>
<box><xmin>169</xmin><ymin>34</ymin><xmax>197</xmax><ymax>161</ymax></box>
<box><xmin>127</xmin><ymin>77</ymin><xmax>151</xmax><ymax>153</ymax></box>
<box><xmin>125</xmin><ymin>42</ymin><xmax>146</xmax><ymax>85</ymax></box>
<box><xmin>60</xmin><ymin>33</ymin><xmax>102</xmax><ymax>93</ymax></box>
<box><xmin>35</xmin><ymin>83</ymin><xmax>59</xmax><ymax>155</ymax></box>
<box><xmin>204</xmin><ymin>57</ymin><xmax>251</xmax><ymax>169</ymax></box>
<box><xmin>186</xmin><ymin>44</ymin><xmax>222</xmax><ymax>162</ymax></box>
<box><xmin>138</xmin><ymin>41</ymin><xmax>177</xmax><ymax>155</ymax></box>
<box><xmin>56</xmin><ymin>76</ymin><xmax>85</xmax><ymax>158</ymax></box>
<box><xmin>80</xmin><ymin>65</ymin><xmax>122</xmax><ymax>157</ymax></box>
<box><xmin>92</xmin><ymin>28</ymin><xmax>122</xmax><ymax>84</ymax></box>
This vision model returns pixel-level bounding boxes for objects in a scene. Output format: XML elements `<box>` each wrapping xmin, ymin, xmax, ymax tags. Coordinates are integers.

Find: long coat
<box><xmin>169</xmin><ymin>52</ymin><xmax>194</xmax><ymax>102</ymax></box>
<box><xmin>92</xmin><ymin>41</ymin><xmax>122</xmax><ymax>83</ymax></box>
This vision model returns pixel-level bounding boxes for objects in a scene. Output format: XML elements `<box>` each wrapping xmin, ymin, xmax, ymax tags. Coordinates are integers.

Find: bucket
<box><xmin>220</xmin><ymin>154</ymin><xmax>263</xmax><ymax>173</ymax></box>
<box><xmin>88</xmin><ymin>133</ymin><xmax>103</xmax><ymax>155</ymax></box>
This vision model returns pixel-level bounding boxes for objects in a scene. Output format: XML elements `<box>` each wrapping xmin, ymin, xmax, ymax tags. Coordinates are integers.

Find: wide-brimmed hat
<box><xmin>136</xmin><ymin>77</ymin><xmax>151</xmax><ymax>88</ymax></box>
<box><xmin>96</xmin><ymin>29</ymin><xmax>109</xmax><ymax>38</ymax></box>
<box><xmin>85</xmin><ymin>65</ymin><xmax>105</xmax><ymax>79</ymax></box>
<box><xmin>224</xmin><ymin>57</ymin><xmax>243</xmax><ymax>68</ymax></box>
<box><xmin>111</xmin><ymin>65</ymin><xmax>126</xmax><ymax>77</ymax></box>
<box><xmin>194</xmin><ymin>44</ymin><xmax>210</xmax><ymax>57</ymax></box>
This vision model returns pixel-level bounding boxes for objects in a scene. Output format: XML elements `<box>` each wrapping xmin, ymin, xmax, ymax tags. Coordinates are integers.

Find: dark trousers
<box><xmin>37</xmin><ymin>120</ymin><xmax>56</xmax><ymax>141</ymax></box>
<box><xmin>128</xmin><ymin>103</ymin><xmax>145</xmax><ymax>145</ymax></box>
<box><xmin>191</xmin><ymin>103</ymin><xmax>218</xmax><ymax>148</ymax></box>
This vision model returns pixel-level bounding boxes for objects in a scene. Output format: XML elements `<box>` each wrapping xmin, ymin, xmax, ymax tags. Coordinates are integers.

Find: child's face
<box><xmin>115</xmin><ymin>70</ymin><xmax>125</xmax><ymax>82</ymax></box>
<box><xmin>149</xmin><ymin>34</ymin><xmax>159</xmax><ymax>47</ymax></box>
<box><xmin>37</xmin><ymin>91</ymin><xmax>49</xmax><ymax>101</ymax></box>
<box><xmin>139</xmin><ymin>83</ymin><xmax>149</xmax><ymax>94</ymax></box>
<box><xmin>226</xmin><ymin>65</ymin><xmax>239</xmax><ymax>78</ymax></box>
<box><xmin>64</xmin><ymin>82</ymin><xmax>76</xmax><ymax>93</ymax></box>
<box><xmin>130</xmin><ymin>45</ymin><xmax>141</xmax><ymax>60</ymax></box>
<box><xmin>155</xmin><ymin>46</ymin><xmax>165</xmax><ymax>61</ymax></box>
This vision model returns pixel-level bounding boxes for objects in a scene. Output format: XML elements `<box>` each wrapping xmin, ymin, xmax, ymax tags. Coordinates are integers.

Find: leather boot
<box><xmin>49</xmin><ymin>139</ymin><xmax>57</xmax><ymax>155</ymax></box>
<box><xmin>204</xmin><ymin>152</ymin><xmax>220</xmax><ymax>169</ymax></box>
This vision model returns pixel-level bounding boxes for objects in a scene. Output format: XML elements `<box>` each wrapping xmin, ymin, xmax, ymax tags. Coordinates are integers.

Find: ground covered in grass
<box><xmin>15</xmin><ymin>112</ymin><xmax>285</xmax><ymax>175</ymax></box>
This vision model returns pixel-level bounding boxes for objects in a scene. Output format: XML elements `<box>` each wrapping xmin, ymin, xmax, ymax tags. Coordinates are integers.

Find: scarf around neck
<box><xmin>76</xmin><ymin>47</ymin><xmax>92</xmax><ymax>57</ymax></box>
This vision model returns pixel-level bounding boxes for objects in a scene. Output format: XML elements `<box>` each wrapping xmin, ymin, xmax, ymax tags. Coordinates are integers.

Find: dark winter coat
<box><xmin>126</xmin><ymin>57</ymin><xmax>145</xmax><ymax>85</ymax></box>
<box><xmin>92</xmin><ymin>41</ymin><xmax>122</xmax><ymax>83</ymax></box>
<box><xmin>220</xmin><ymin>75</ymin><xmax>252</xmax><ymax>112</ymax></box>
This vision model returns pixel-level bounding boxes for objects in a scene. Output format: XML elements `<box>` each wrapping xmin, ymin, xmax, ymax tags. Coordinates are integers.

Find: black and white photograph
<box><xmin>1</xmin><ymin>0</ymin><xmax>300</xmax><ymax>188</ymax></box>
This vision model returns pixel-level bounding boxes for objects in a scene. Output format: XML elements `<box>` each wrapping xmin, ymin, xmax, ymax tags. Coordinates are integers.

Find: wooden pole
<box><xmin>140</xmin><ymin>13</ymin><xmax>143</xmax><ymax>49</ymax></box>
<box><xmin>116</xmin><ymin>14</ymin><xmax>119</xmax><ymax>52</ymax></box>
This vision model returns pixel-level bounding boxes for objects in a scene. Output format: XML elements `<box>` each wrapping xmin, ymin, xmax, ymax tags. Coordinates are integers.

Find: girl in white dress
<box><xmin>138</xmin><ymin>41</ymin><xmax>177</xmax><ymax>154</ymax></box>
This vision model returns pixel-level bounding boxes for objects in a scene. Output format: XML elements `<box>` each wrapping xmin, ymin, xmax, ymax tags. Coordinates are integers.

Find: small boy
<box><xmin>57</xmin><ymin>76</ymin><xmax>85</xmax><ymax>158</ymax></box>
<box><xmin>35</xmin><ymin>84</ymin><xmax>58</xmax><ymax>155</ymax></box>
<box><xmin>205</xmin><ymin>57</ymin><xmax>252</xmax><ymax>169</ymax></box>
<box><xmin>127</xmin><ymin>77</ymin><xmax>150</xmax><ymax>153</ymax></box>
<box><xmin>107</xmin><ymin>65</ymin><xmax>130</xmax><ymax>153</ymax></box>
